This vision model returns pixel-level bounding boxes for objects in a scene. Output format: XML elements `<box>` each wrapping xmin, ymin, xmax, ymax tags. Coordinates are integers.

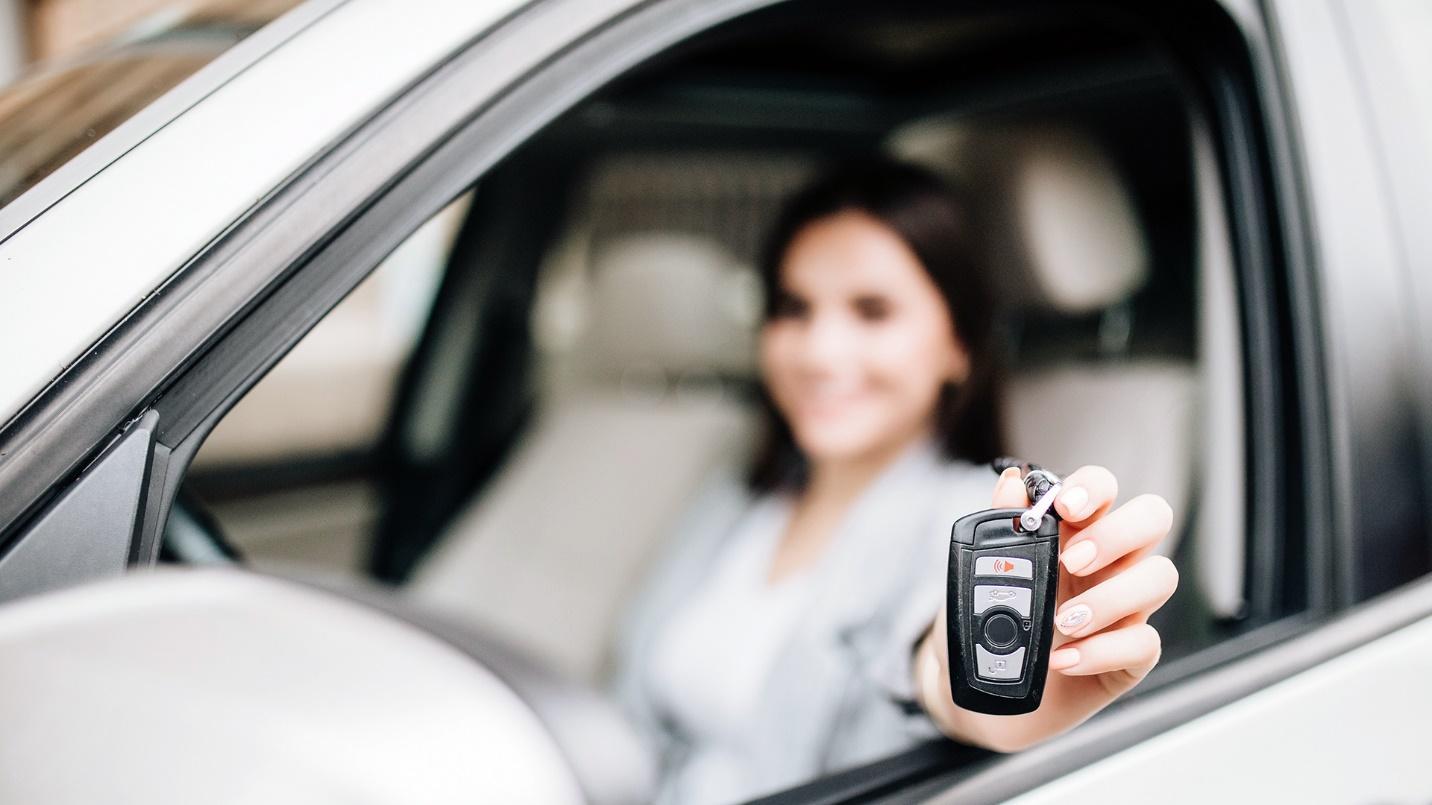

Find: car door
<box><xmin>0</xmin><ymin>0</ymin><xmax>1428</xmax><ymax>803</ymax></box>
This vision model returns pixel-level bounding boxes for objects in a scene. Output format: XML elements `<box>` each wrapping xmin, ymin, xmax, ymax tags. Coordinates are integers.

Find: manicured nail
<box><xmin>1049</xmin><ymin>648</ymin><xmax>1080</xmax><ymax>671</ymax></box>
<box><xmin>995</xmin><ymin>466</ymin><xmax>1020</xmax><ymax>494</ymax></box>
<box><xmin>1056</xmin><ymin>603</ymin><xmax>1093</xmax><ymax>635</ymax></box>
<box><xmin>1061</xmin><ymin>540</ymin><xmax>1097</xmax><ymax>574</ymax></box>
<box><xmin>1059</xmin><ymin>486</ymin><xmax>1089</xmax><ymax>519</ymax></box>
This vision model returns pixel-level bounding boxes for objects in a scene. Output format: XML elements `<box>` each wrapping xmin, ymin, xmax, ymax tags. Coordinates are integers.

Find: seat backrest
<box><xmin>1005</xmin><ymin>363</ymin><xmax>1197</xmax><ymax>525</ymax></box>
<box><xmin>890</xmin><ymin>119</ymin><xmax>1197</xmax><ymax>556</ymax></box>
<box><xmin>409</xmin><ymin>231</ymin><xmax>761</xmax><ymax>683</ymax></box>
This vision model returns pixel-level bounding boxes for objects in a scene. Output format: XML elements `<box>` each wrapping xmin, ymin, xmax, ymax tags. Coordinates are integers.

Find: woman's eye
<box><xmin>852</xmin><ymin>296</ymin><xmax>891</xmax><ymax>321</ymax></box>
<box><xmin>772</xmin><ymin>292</ymin><xmax>809</xmax><ymax>319</ymax></box>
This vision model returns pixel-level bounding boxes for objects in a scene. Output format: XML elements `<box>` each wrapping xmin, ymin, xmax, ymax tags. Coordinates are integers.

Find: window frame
<box><xmin>1335</xmin><ymin>0</ymin><xmax>1432</xmax><ymax>560</ymax></box>
<box><xmin>1264</xmin><ymin>0</ymin><xmax>1430</xmax><ymax>602</ymax></box>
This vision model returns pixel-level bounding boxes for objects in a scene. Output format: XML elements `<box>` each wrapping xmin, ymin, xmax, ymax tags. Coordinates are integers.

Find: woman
<box><xmin>612</xmin><ymin>158</ymin><xmax>1178</xmax><ymax>804</ymax></box>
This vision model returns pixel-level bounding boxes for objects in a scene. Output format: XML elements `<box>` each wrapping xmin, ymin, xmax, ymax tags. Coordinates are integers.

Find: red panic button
<box><xmin>974</xmin><ymin>556</ymin><xmax>1033</xmax><ymax>579</ymax></box>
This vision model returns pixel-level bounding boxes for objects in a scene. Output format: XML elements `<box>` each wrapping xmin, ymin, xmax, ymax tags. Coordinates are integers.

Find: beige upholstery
<box><xmin>1005</xmin><ymin>364</ymin><xmax>1198</xmax><ymax>532</ymax></box>
<box><xmin>890</xmin><ymin>119</ymin><xmax>1196</xmax><ymax>556</ymax></box>
<box><xmin>409</xmin><ymin>232</ymin><xmax>760</xmax><ymax>683</ymax></box>
<box><xmin>891</xmin><ymin>120</ymin><xmax>1148</xmax><ymax>314</ymax></box>
<box><xmin>560</xmin><ymin>233</ymin><xmax>761</xmax><ymax>383</ymax></box>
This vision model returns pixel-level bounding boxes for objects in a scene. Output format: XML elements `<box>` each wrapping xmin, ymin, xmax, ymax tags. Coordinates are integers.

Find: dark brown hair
<box><xmin>748</xmin><ymin>157</ymin><xmax>1006</xmax><ymax>492</ymax></box>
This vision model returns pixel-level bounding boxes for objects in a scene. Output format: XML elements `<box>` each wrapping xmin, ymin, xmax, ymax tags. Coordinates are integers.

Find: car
<box><xmin>0</xmin><ymin>0</ymin><xmax>1429</xmax><ymax>802</ymax></box>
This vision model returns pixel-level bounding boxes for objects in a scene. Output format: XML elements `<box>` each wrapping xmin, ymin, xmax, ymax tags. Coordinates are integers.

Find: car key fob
<box><xmin>946</xmin><ymin>461</ymin><xmax>1062</xmax><ymax>715</ymax></box>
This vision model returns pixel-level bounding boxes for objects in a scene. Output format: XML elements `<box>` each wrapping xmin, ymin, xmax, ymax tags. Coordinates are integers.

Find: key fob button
<box><xmin>975</xmin><ymin>645</ymin><xmax>1026</xmax><ymax>681</ymax></box>
<box><xmin>974</xmin><ymin>556</ymin><xmax>1033</xmax><ymax>579</ymax></box>
<box><xmin>973</xmin><ymin>584</ymin><xmax>1032</xmax><ymax>617</ymax></box>
<box><xmin>982</xmin><ymin>613</ymin><xmax>1020</xmax><ymax>648</ymax></box>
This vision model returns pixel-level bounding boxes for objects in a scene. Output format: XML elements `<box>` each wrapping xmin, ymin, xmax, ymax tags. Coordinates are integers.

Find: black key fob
<box><xmin>946</xmin><ymin>463</ymin><xmax>1062</xmax><ymax>715</ymax></box>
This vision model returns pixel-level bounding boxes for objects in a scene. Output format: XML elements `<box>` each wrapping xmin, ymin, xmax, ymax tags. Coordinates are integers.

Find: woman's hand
<box><xmin>913</xmin><ymin>465</ymin><xmax>1178</xmax><ymax>752</ymax></box>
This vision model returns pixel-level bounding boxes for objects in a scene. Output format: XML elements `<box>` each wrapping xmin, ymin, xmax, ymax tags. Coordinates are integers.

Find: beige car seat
<box><xmin>889</xmin><ymin>120</ymin><xmax>1199</xmax><ymax>557</ymax></box>
<box><xmin>408</xmin><ymin>231</ymin><xmax>762</xmax><ymax>683</ymax></box>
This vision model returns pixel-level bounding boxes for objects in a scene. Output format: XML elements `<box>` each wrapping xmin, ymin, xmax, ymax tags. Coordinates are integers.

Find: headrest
<box><xmin>888</xmin><ymin>120</ymin><xmax>1149</xmax><ymax>315</ymax></box>
<box><xmin>546</xmin><ymin>232</ymin><xmax>759</xmax><ymax>382</ymax></box>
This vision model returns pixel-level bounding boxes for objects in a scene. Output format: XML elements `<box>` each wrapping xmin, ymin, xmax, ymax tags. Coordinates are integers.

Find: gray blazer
<box><xmin>610</xmin><ymin>440</ymin><xmax>993</xmax><ymax>802</ymax></box>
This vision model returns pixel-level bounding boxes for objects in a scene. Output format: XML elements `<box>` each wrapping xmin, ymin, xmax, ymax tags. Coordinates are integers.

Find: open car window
<box><xmin>169</xmin><ymin>1</ymin><xmax>1308</xmax><ymax>801</ymax></box>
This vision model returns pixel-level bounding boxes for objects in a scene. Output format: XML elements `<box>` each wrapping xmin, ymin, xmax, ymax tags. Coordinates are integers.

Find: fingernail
<box><xmin>1056</xmin><ymin>603</ymin><xmax>1093</xmax><ymax>635</ymax></box>
<box><xmin>1049</xmin><ymin>648</ymin><xmax>1080</xmax><ymax>671</ymax></box>
<box><xmin>992</xmin><ymin>467</ymin><xmax>1020</xmax><ymax>499</ymax></box>
<box><xmin>1061</xmin><ymin>540</ymin><xmax>1097</xmax><ymax>574</ymax></box>
<box><xmin>1059</xmin><ymin>486</ymin><xmax>1089</xmax><ymax>519</ymax></box>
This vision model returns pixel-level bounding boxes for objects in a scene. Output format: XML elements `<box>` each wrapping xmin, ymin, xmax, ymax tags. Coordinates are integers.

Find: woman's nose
<box><xmin>795</xmin><ymin>311</ymin><xmax>857</xmax><ymax>372</ymax></box>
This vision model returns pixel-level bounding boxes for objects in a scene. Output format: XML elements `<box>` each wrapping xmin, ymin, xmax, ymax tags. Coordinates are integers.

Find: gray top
<box><xmin>610</xmin><ymin>439</ymin><xmax>993</xmax><ymax>803</ymax></box>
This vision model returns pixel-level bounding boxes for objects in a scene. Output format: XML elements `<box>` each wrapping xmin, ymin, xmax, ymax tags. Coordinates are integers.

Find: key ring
<box><xmin>992</xmin><ymin>458</ymin><xmax>1064</xmax><ymax>531</ymax></box>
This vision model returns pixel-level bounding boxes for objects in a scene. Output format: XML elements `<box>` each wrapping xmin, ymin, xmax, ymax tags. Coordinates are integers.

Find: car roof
<box><xmin>0</xmin><ymin>0</ymin><xmax>526</xmax><ymax>429</ymax></box>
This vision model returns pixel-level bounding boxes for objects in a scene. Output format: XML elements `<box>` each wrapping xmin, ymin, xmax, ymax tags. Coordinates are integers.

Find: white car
<box><xmin>0</xmin><ymin>1</ymin><xmax>1429</xmax><ymax>803</ymax></box>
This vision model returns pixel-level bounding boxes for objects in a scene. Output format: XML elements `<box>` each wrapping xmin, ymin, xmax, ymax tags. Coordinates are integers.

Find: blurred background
<box><xmin>0</xmin><ymin>0</ymin><xmax>294</xmax><ymax>76</ymax></box>
<box><xmin>0</xmin><ymin>0</ymin><xmax>300</xmax><ymax>208</ymax></box>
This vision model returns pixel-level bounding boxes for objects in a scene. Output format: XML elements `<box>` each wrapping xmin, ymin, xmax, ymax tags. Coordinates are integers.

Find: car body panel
<box><xmin>1001</xmin><ymin>598</ymin><xmax>1432</xmax><ymax>804</ymax></box>
<box><xmin>0</xmin><ymin>0</ymin><xmax>524</xmax><ymax>428</ymax></box>
<box><xmin>0</xmin><ymin>568</ymin><xmax>588</xmax><ymax>805</ymax></box>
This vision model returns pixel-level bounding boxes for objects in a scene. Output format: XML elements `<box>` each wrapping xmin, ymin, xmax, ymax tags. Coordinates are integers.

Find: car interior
<box><xmin>172</xmin><ymin>0</ymin><xmax>1250</xmax><ymax>794</ymax></box>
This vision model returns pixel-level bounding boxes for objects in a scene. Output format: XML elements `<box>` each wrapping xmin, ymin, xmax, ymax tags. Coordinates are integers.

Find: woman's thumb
<box><xmin>991</xmin><ymin>466</ymin><xmax>1027</xmax><ymax>508</ymax></box>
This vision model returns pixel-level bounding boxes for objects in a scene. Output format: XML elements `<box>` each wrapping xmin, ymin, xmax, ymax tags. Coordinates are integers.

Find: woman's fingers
<box><xmin>1048</xmin><ymin>623</ymin><xmax>1163</xmax><ymax>678</ymax></box>
<box><xmin>1052</xmin><ymin>555</ymin><xmax>1178</xmax><ymax>639</ymax></box>
<box><xmin>1054</xmin><ymin>465</ymin><xmax>1118</xmax><ymax>523</ymax></box>
<box><xmin>1059</xmin><ymin>493</ymin><xmax>1173</xmax><ymax>577</ymax></box>
<box><xmin>990</xmin><ymin>466</ymin><xmax>1028</xmax><ymax>508</ymax></box>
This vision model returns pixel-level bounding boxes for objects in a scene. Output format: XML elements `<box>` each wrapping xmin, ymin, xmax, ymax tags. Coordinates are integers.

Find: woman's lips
<box><xmin>790</xmin><ymin>390</ymin><xmax>871</xmax><ymax>419</ymax></box>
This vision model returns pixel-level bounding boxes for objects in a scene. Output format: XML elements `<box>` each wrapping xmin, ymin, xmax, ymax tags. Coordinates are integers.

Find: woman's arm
<box><xmin>912</xmin><ymin>465</ymin><xmax>1177</xmax><ymax>752</ymax></box>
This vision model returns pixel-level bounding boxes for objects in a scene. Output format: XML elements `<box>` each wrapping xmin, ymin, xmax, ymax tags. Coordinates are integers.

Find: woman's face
<box><xmin>760</xmin><ymin>210</ymin><xmax>970</xmax><ymax>465</ymax></box>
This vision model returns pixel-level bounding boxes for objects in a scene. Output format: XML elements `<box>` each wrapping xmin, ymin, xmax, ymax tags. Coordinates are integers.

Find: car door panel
<box><xmin>1001</xmin><ymin>585</ymin><xmax>1432</xmax><ymax>804</ymax></box>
